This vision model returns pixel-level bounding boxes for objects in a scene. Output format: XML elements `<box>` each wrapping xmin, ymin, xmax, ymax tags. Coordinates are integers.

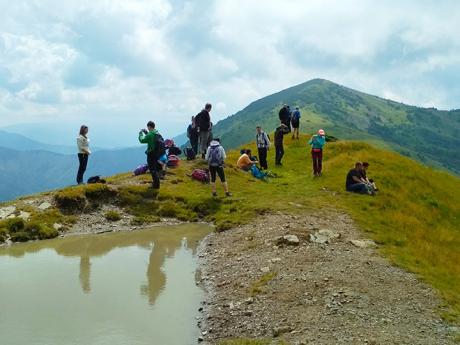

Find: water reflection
<box><xmin>0</xmin><ymin>224</ymin><xmax>209</xmax><ymax>304</ymax></box>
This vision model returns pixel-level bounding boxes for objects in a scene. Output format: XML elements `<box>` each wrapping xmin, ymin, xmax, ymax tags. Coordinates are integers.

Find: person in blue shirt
<box><xmin>291</xmin><ymin>107</ymin><xmax>301</xmax><ymax>139</ymax></box>
<box><xmin>308</xmin><ymin>129</ymin><xmax>326</xmax><ymax>177</ymax></box>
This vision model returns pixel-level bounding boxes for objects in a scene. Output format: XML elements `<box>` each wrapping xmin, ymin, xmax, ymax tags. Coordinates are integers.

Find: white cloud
<box><xmin>0</xmin><ymin>0</ymin><xmax>459</xmax><ymax>145</ymax></box>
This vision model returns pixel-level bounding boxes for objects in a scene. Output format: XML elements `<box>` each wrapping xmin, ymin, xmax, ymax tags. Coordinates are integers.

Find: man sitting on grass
<box><xmin>346</xmin><ymin>162</ymin><xmax>374</xmax><ymax>195</ymax></box>
<box><xmin>361</xmin><ymin>162</ymin><xmax>378</xmax><ymax>192</ymax></box>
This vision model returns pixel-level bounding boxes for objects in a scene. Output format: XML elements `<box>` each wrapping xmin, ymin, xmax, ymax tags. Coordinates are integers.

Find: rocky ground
<box><xmin>198</xmin><ymin>212</ymin><xmax>458</xmax><ymax>345</ymax></box>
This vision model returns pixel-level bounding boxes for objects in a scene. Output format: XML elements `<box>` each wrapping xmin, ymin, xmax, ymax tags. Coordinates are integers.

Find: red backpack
<box><xmin>167</xmin><ymin>155</ymin><xmax>180</xmax><ymax>167</ymax></box>
<box><xmin>191</xmin><ymin>169</ymin><xmax>209</xmax><ymax>183</ymax></box>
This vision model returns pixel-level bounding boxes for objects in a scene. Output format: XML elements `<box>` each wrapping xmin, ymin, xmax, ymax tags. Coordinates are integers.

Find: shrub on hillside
<box><xmin>54</xmin><ymin>187</ymin><xmax>87</xmax><ymax>212</ymax></box>
<box><xmin>85</xmin><ymin>184</ymin><xmax>118</xmax><ymax>201</ymax></box>
<box><xmin>105</xmin><ymin>211</ymin><xmax>121</xmax><ymax>222</ymax></box>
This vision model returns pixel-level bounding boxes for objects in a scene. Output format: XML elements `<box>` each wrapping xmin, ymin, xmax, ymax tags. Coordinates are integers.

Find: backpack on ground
<box><xmin>250</xmin><ymin>165</ymin><xmax>267</xmax><ymax>181</ymax></box>
<box><xmin>167</xmin><ymin>155</ymin><xmax>180</xmax><ymax>168</ymax></box>
<box><xmin>87</xmin><ymin>176</ymin><xmax>106</xmax><ymax>184</ymax></box>
<box><xmin>133</xmin><ymin>164</ymin><xmax>149</xmax><ymax>176</ymax></box>
<box><xmin>186</xmin><ymin>147</ymin><xmax>196</xmax><ymax>160</ymax></box>
<box><xmin>208</xmin><ymin>146</ymin><xmax>223</xmax><ymax>167</ymax></box>
<box><xmin>168</xmin><ymin>146</ymin><xmax>182</xmax><ymax>156</ymax></box>
<box><xmin>153</xmin><ymin>134</ymin><xmax>166</xmax><ymax>159</ymax></box>
<box><xmin>191</xmin><ymin>169</ymin><xmax>209</xmax><ymax>183</ymax></box>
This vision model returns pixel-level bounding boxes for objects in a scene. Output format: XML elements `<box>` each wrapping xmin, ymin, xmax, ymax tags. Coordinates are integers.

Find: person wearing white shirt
<box><xmin>77</xmin><ymin>125</ymin><xmax>91</xmax><ymax>184</ymax></box>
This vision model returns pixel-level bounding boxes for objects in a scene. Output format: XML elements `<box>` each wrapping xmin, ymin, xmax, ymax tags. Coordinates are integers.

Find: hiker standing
<box><xmin>291</xmin><ymin>107</ymin><xmax>301</xmax><ymax>139</ymax></box>
<box><xmin>187</xmin><ymin>116</ymin><xmax>199</xmax><ymax>155</ymax></box>
<box><xmin>139</xmin><ymin>121</ymin><xmax>164</xmax><ymax>190</ymax></box>
<box><xmin>205</xmin><ymin>138</ymin><xmax>231</xmax><ymax>197</ymax></box>
<box><xmin>274</xmin><ymin>123</ymin><xmax>289</xmax><ymax>166</ymax></box>
<box><xmin>256</xmin><ymin>126</ymin><xmax>270</xmax><ymax>170</ymax></box>
<box><xmin>76</xmin><ymin>125</ymin><xmax>91</xmax><ymax>185</ymax></box>
<box><xmin>308</xmin><ymin>129</ymin><xmax>326</xmax><ymax>177</ymax></box>
<box><xmin>278</xmin><ymin>104</ymin><xmax>290</xmax><ymax>129</ymax></box>
<box><xmin>195</xmin><ymin>103</ymin><xmax>212</xmax><ymax>159</ymax></box>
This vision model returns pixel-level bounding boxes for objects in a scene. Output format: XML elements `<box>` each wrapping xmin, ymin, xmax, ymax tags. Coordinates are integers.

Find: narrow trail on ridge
<box><xmin>198</xmin><ymin>212</ymin><xmax>456</xmax><ymax>344</ymax></box>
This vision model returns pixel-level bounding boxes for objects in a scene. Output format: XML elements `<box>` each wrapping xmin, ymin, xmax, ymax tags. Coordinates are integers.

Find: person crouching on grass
<box><xmin>206</xmin><ymin>138</ymin><xmax>231</xmax><ymax>197</ymax></box>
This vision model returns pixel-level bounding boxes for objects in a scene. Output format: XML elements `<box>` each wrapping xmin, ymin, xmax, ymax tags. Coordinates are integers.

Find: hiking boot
<box><xmin>225</xmin><ymin>192</ymin><xmax>232</xmax><ymax>197</ymax></box>
<box><xmin>212</xmin><ymin>192</ymin><xmax>218</xmax><ymax>197</ymax></box>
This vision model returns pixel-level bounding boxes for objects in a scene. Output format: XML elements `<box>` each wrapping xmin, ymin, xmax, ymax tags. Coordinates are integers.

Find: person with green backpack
<box><xmin>139</xmin><ymin>121</ymin><xmax>165</xmax><ymax>190</ymax></box>
<box><xmin>205</xmin><ymin>138</ymin><xmax>231</xmax><ymax>197</ymax></box>
<box><xmin>308</xmin><ymin>129</ymin><xmax>326</xmax><ymax>177</ymax></box>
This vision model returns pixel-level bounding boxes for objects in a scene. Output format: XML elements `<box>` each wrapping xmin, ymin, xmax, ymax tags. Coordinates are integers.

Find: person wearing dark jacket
<box><xmin>346</xmin><ymin>162</ymin><xmax>373</xmax><ymax>195</ymax></box>
<box><xmin>187</xmin><ymin>116</ymin><xmax>199</xmax><ymax>154</ymax></box>
<box><xmin>195</xmin><ymin>103</ymin><xmax>212</xmax><ymax>159</ymax></box>
<box><xmin>278</xmin><ymin>104</ymin><xmax>289</xmax><ymax>127</ymax></box>
<box><xmin>274</xmin><ymin>123</ymin><xmax>290</xmax><ymax>165</ymax></box>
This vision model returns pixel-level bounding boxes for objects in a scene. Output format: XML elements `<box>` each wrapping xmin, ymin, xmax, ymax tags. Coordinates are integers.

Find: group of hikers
<box><xmin>76</xmin><ymin>102</ymin><xmax>377</xmax><ymax>197</ymax></box>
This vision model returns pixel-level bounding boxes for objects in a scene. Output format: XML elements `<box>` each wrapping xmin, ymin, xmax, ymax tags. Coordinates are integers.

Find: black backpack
<box><xmin>87</xmin><ymin>176</ymin><xmax>106</xmax><ymax>184</ymax></box>
<box><xmin>186</xmin><ymin>147</ymin><xmax>196</xmax><ymax>160</ymax></box>
<box><xmin>153</xmin><ymin>133</ymin><xmax>166</xmax><ymax>159</ymax></box>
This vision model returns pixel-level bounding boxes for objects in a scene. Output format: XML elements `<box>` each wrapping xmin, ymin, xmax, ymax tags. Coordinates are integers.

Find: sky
<box><xmin>0</xmin><ymin>0</ymin><xmax>459</xmax><ymax>147</ymax></box>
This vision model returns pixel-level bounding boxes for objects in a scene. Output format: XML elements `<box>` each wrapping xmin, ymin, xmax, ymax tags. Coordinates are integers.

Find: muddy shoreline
<box><xmin>197</xmin><ymin>212</ymin><xmax>457</xmax><ymax>345</ymax></box>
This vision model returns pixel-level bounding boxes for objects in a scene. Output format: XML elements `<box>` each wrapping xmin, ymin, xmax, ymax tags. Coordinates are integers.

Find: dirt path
<box><xmin>198</xmin><ymin>212</ymin><xmax>456</xmax><ymax>344</ymax></box>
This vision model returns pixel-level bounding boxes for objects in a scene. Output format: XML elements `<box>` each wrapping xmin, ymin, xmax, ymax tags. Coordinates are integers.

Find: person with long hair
<box><xmin>76</xmin><ymin>125</ymin><xmax>91</xmax><ymax>184</ymax></box>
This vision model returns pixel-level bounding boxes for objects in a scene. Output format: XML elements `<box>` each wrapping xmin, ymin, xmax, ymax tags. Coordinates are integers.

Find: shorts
<box><xmin>291</xmin><ymin>119</ymin><xmax>300</xmax><ymax>129</ymax></box>
<box><xmin>209</xmin><ymin>165</ymin><xmax>226</xmax><ymax>183</ymax></box>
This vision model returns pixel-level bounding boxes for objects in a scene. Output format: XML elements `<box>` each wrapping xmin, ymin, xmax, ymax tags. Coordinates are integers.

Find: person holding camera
<box><xmin>139</xmin><ymin>121</ymin><xmax>164</xmax><ymax>190</ymax></box>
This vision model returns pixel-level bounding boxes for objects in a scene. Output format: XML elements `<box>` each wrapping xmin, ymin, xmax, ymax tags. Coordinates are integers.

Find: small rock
<box><xmin>270</xmin><ymin>258</ymin><xmax>282</xmax><ymax>263</ymax></box>
<box><xmin>350</xmin><ymin>239</ymin><xmax>377</xmax><ymax>248</ymax></box>
<box><xmin>18</xmin><ymin>211</ymin><xmax>31</xmax><ymax>221</ymax></box>
<box><xmin>310</xmin><ymin>229</ymin><xmax>340</xmax><ymax>244</ymax></box>
<box><xmin>38</xmin><ymin>202</ymin><xmax>52</xmax><ymax>211</ymax></box>
<box><xmin>276</xmin><ymin>235</ymin><xmax>300</xmax><ymax>246</ymax></box>
<box><xmin>261</xmin><ymin>267</ymin><xmax>270</xmax><ymax>273</ymax></box>
<box><xmin>272</xmin><ymin>326</ymin><xmax>293</xmax><ymax>337</ymax></box>
<box><xmin>53</xmin><ymin>223</ymin><xmax>63</xmax><ymax>231</ymax></box>
<box><xmin>0</xmin><ymin>206</ymin><xmax>16</xmax><ymax>219</ymax></box>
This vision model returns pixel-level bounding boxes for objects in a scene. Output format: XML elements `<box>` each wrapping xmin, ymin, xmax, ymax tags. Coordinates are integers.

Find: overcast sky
<box><xmin>1</xmin><ymin>0</ymin><xmax>459</xmax><ymax>143</ymax></box>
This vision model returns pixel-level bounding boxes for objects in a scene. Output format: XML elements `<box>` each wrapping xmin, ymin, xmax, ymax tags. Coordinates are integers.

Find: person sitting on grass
<box><xmin>237</xmin><ymin>149</ymin><xmax>258</xmax><ymax>171</ymax></box>
<box><xmin>206</xmin><ymin>138</ymin><xmax>231</xmax><ymax>197</ymax></box>
<box><xmin>346</xmin><ymin>162</ymin><xmax>374</xmax><ymax>195</ymax></box>
<box><xmin>361</xmin><ymin>162</ymin><xmax>378</xmax><ymax>192</ymax></box>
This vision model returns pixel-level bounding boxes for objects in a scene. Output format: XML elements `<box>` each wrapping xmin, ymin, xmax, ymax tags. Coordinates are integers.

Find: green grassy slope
<box><xmin>213</xmin><ymin>79</ymin><xmax>460</xmax><ymax>174</ymax></box>
<box><xmin>1</xmin><ymin>138</ymin><xmax>459</xmax><ymax>322</ymax></box>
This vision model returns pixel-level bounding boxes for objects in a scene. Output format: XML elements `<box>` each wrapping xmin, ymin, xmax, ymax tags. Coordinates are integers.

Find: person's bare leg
<box><xmin>222</xmin><ymin>182</ymin><xmax>229</xmax><ymax>193</ymax></box>
<box><xmin>211</xmin><ymin>182</ymin><xmax>217</xmax><ymax>194</ymax></box>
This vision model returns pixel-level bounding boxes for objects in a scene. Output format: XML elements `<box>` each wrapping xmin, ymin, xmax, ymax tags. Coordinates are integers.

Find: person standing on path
<box><xmin>308</xmin><ymin>129</ymin><xmax>326</xmax><ymax>177</ymax></box>
<box><xmin>291</xmin><ymin>107</ymin><xmax>301</xmax><ymax>139</ymax></box>
<box><xmin>278</xmin><ymin>104</ymin><xmax>290</xmax><ymax>130</ymax></box>
<box><xmin>187</xmin><ymin>116</ymin><xmax>199</xmax><ymax>155</ymax></box>
<box><xmin>256</xmin><ymin>126</ymin><xmax>271</xmax><ymax>170</ymax></box>
<box><xmin>195</xmin><ymin>103</ymin><xmax>212</xmax><ymax>159</ymax></box>
<box><xmin>274</xmin><ymin>123</ymin><xmax>290</xmax><ymax>166</ymax></box>
<box><xmin>76</xmin><ymin>125</ymin><xmax>91</xmax><ymax>185</ymax></box>
<box><xmin>139</xmin><ymin>121</ymin><xmax>164</xmax><ymax>190</ymax></box>
<box><xmin>205</xmin><ymin>138</ymin><xmax>231</xmax><ymax>197</ymax></box>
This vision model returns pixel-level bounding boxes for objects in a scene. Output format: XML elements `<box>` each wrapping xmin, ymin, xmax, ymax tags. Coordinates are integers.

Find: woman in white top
<box><xmin>77</xmin><ymin>125</ymin><xmax>91</xmax><ymax>184</ymax></box>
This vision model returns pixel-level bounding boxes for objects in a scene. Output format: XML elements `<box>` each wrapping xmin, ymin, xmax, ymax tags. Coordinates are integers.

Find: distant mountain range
<box><xmin>0</xmin><ymin>146</ymin><xmax>146</xmax><ymax>201</ymax></box>
<box><xmin>0</xmin><ymin>130</ymin><xmax>76</xmax><ymax>155</ymax></box>
<box><xmin>212</xmin><ymin>79</ymin><xmax>460</xmax><ymax>174</ymax></box>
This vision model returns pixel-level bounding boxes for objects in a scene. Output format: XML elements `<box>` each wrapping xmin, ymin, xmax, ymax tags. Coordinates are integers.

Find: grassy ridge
<box><xmin>1</xmin><ymin>137</ymin><xmax>459</xmax><ymax>323</ymax></box>
<box><xmin>213</xmin><ymin>79</ymin><xmax>460</xmax><ymax>174</ymax></box>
